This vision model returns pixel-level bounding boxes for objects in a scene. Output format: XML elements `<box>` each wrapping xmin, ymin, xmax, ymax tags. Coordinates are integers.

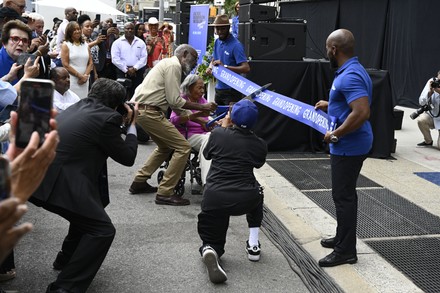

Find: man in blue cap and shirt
<box><xmin>197</xmin><ymin>99</ymin><xmax>268</xmax><ymax>284</ymax></box>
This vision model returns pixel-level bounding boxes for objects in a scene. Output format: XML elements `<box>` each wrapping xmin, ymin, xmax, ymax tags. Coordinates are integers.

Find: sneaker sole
<box><xmin>247</xmin><ymin>253</ymin><xmax>260</xmax><ymax>262</ymax></box>
<box><xmin>246</xmin><ymin>247</ymin><xmax>261</xmax><ymax>262</ymax></box>
<box><xmin>203</xmin><ymin>250</ymin><xmax>227</xmax><ymax>283</ymax></box>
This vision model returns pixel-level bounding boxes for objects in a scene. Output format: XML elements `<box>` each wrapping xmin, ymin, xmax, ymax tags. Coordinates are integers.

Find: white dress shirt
<box><xmin>53</xmin><ymin>89</ymin><xmax>80</xmax><ymax>112</ymax></box>
<box><xmin>111</xmin><ymin>36</ymin><xmax>147</xmax><ymax>73</ymax></box>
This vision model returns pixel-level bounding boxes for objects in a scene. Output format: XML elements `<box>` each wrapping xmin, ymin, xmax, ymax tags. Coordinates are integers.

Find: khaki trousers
<box><xmin>134</xmin><ymin>109</ymin><xmax>191</xmax><ymax>196</ymax></box>
<box><xmin>417</xmin><ymin>112</ymin><xmax>440</xmax><ymax>148</ymax></box>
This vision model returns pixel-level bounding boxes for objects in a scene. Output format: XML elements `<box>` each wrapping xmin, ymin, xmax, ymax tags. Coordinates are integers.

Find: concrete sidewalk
<box><xmin>3</xmin><ymin>106</ymin><xmax>439</xmax><ymax>292</ymax></box>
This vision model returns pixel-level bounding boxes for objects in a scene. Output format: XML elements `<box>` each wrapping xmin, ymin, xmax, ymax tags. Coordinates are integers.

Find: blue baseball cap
<box><xmin>231</xmin><ymin>99</ymin><xmax>258</xmax><ymax>129</ymax></box>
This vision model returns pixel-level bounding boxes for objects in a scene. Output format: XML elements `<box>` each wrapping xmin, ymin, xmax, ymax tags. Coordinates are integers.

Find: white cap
<box><xmin>148</xmin><ymin>17</ymin><xmax>158</xmax><ymax>24</ymax></box>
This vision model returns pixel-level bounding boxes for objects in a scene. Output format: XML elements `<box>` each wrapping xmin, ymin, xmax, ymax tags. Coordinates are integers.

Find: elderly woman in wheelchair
<box><xmin>164</xmin><ymin>74</ymin><xmax>213</xmax><ymax>194</ymax></box>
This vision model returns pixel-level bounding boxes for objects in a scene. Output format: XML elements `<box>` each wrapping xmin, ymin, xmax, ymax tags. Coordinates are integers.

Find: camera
<box><xmin>410</xmin><ymin>104</ymin><xmax>431</xmax><ymax>120</ymax></box>
<box><xmin>115</xmin><ymin>78</ymin><xmax>135</xmax><ymax>132</ymax></box>
<box><xmin>432</xmin><ymin>77</ymin><xmax>440</xmax><ymax>89</ymax></box>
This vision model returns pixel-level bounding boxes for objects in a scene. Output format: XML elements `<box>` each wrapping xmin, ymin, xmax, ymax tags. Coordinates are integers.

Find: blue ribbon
<box><xmin>212</xmin><ymin>66</ymin><xmax>335</xmax><ymax>134</ymax></box>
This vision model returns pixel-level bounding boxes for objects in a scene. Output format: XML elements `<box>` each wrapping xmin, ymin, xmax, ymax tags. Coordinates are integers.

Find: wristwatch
<box><xmin>224</xmin><ymin>65</ymin><xmax>228</xmax><ymax>68</ymax></box>
<box><xmin>329</xmin><ymin>131</ymin><xmax>339</xmax><ymax>143</ymax></box>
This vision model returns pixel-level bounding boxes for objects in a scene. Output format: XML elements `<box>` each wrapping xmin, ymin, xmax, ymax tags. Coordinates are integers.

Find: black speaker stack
<box><xmin>175</xmin><ymin>0</ymin><xmax>194</xmax><ymax>45</ymax></box>
<box><xmin>237</xmin><ymin>0</ymin><xmax>306</xmax><ymax>61</ymax></box>
<box><xmin>175</xmin><ymin>0</ymin><xmax>214</xmax><ymax>46</ymax></box>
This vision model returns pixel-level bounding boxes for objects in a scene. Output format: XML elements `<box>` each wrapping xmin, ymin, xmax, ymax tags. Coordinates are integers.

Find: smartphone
<box><xmin>16</xmin><ymin>79</ymin><xmax>54</xmax><ymax>149</ymax></box>
<box><xmin>111</xmin><ymin>23</ymin><xmax>117</xmax><ymax>28</ymax></box>
<box><xmin>101</xmin><ymin>28</ymin><xmax>107</xmax><ymax>36</ymax></box>
<box><xmin>0</xmin><ymin>157</ymin><xmax>11</xmax><ymax>200</ymax></box>
<box><xmin>158</xmin><ymin>30</ymin><xmax>163</xmax><ymax>38</ymax></box>
<box><xmin>96</xmin><ymin>14</ymin><xmax>101</xmax><ymax>21</ymax></box>
<box><xmin>17</xmin><ymin>53</ymin><xmax>37</xmax><ymax>66</ymax></box>
<box><xmin>43</xmin><ymin>29</ymin><xmax>51</xmax><ymax>36</ymax></box>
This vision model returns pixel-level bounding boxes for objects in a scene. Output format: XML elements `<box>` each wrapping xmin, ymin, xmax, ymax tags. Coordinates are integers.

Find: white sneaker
<box><xmin>246</xmin><ymin>240</ymin><xmax>261</xmax><ymax>262</ymax></box>
<box><xmin>202</xmin><ymin>246</ymin><xmax>227</xmax><ymax>284</ymax></box>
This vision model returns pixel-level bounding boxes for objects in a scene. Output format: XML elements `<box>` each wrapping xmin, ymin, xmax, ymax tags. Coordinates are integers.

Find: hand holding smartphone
<box><xmin>16</xmin><ymin>79</ymin><xmax>54</xmax><ymax>149</ymax></box>
<box><xmin>17</xmin><ymin>53</ymin><xmax>37</xmax><ymax>66</ymax></box>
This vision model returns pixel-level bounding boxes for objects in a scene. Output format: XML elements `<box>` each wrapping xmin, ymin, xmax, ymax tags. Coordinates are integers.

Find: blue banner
<box><xmin>212</xmin><ymin>66</ymin><xmax>335</xmax><ymax>134</ymax></box>
<box><xmin>188</xmin><ymin>5</ymin><xmax>210</xmax><ymax>65</ymax></box>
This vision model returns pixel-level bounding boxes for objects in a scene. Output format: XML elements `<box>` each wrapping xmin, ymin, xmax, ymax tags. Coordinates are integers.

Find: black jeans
<box><xmin>331</xmin><ymin>154</ymin><xmax>367</xmax><ymax>255</ymax></box>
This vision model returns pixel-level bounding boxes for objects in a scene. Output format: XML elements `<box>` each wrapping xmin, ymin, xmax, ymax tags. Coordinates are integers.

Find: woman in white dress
<box><xmin>60</xmin><ymin>21</ymin><xmax>93</xmax><ymax>99</ymax></box>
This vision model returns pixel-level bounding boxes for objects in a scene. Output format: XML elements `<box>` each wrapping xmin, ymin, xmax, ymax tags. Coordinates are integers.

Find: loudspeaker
<box><xmin>239</xmin><ymin>4</ymin><xmax>277</xmax><ymax>22</ymax></box>
<box><xmin>239</xmin><ymin>0</ymin><xmax>273</xmax><ymax>5</ymax></box>
<box><xmin>239</xmin><ymin>22</ymin><xmax>306</xmax><ymax>61</ymax></box>
<box><xmin>176</xmin><ymin>24</ymin><xmax>189</xmax><ymax>45</ymax></box>
<box><xmin>176</xmin><ymin>1</ymin><xmax>195</xmax><ymax>13</ymax></box>
<box><xmin>175</xmin><ymin>12</ymin><xmax>190</xmax><ymax>25</ymax></box>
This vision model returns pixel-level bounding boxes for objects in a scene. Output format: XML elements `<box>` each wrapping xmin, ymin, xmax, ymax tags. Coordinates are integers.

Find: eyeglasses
<box><xmin>9</xmin><ymin>36</ymin><xmax>29</xmax><ymax>44</ymax></box>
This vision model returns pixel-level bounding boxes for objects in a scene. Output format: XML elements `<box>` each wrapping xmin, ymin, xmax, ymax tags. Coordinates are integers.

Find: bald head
<box><xmin>64</xmin><ymin>7</ymin><xmax>78</xmax><ymax>21</ymax></box>
<box><xmin>326</xmin><ymin>29</ymin><xmax>355</xmax><ymax>68</ymax></box>
<box><xmin>174</xmin><ymin>44</ymin><xmax>198</xmax><ymax>75</ymax></box>
<box><xmin>327</xmin><ymin>29</ymin><xmax>355</xmax><ymax>56</ymax></box>
<box><xmin>50</xmin><ymin>67</ymin><xmax>70</xmax><ymax>94</ymax></box>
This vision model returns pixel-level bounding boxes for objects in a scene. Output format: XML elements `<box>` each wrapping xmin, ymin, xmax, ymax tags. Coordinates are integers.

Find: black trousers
<box><xmin>331</xmin><ymin>154</ymin><xmax>367</xmax><ymax>255</ymax></box>
<box><xmin>97</xmin><ymin>60</ymin><xmax>116</xmax><ymax>81</ymax></box>
<box><xmin>116</xmin><ymin>67</ymin><xmax>146</xmax><ymax>100</ymax></box>
<box><xmin>197</xmin><ymin>192</ymin><xmax>263</xmax><ymax>258</ymax></box>
<box><xmin>214</xmin><ymin>88</ymin><xmax>244</xmax><ymax>106</ymax></box>
<box><xmin>44</xmin><ymin>204</ymin><xmax>115</xmax><ymax>293</ymax></box>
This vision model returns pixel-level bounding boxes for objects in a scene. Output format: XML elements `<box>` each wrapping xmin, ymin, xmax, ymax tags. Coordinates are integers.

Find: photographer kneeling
<box><xmin>30</xmin><ymin>78</ymin><xmax>138</xmax><ymax>293</ymax></box>
<box><xmin>414</xmin><ymin>71</ymin><xmax>440</xmax><ymax>148</ymax></box>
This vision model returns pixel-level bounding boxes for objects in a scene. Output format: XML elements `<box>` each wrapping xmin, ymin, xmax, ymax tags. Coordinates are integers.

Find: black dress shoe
<box><xmin>318</xmin><ymin>251</ymin><xmax>357</xmax><ymax>267</ymax></box>
<box><xmin>129</xmin><ymin>181</ymin><xmax>158</xmax><ymax>194</ymax></box>
<box><xmin>417</xmin><ymin>141</ymin><xmax>433</xmax><ymax>146</ymax></box>
<box><xmin>155</xmin><ymin>194</ymin><xmax>190</xmax><ymax>206</ymax></box>
<box><xmin>320</xmin><ymin>237</ymin><xmax>337</xmax><ymax>248</ymax></box>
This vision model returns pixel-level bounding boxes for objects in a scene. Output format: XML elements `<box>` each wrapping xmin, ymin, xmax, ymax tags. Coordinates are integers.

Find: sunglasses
<box><xmin>9</xmin><ymin>36</ymin><xmax>29</xmax><ymax>44</ymax></box>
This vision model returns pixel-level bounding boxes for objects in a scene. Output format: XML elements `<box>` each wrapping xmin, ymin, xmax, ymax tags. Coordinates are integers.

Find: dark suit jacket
<box><xmin>30</xmin><ymin>98</ymin><xmax>137</xmax><ymax>222</ymax></box>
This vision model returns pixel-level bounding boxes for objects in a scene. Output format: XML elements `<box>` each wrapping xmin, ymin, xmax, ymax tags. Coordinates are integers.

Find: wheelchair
<box><xmin>157</xmin><ymin>148</ymin><xmax>203</xmax><ymax>196</ymax></box>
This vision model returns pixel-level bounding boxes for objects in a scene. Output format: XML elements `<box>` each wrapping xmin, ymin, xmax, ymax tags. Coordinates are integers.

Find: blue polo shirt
<box><xmin>328</xmin><ymin>57</ymin><xmax>373</xmax><ymax>156</ymax></box>
<box><xmin>213</xmin><ymin>34</ymin><xmax>247</xmax><ymax>90</ymax></box>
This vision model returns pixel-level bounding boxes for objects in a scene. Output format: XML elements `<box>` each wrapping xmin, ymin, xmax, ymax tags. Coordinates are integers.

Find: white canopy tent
<box><xmin>33</xmin><ymin>0</ymin><xmax>127</xmax><ymax>16</ymax></box>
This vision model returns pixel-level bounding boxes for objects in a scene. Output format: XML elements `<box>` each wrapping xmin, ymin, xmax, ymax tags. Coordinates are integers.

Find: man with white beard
<box><xmin>129</xmin><ymin>44</ymin><xmax>217</xmax><ymax>206</ymax></box>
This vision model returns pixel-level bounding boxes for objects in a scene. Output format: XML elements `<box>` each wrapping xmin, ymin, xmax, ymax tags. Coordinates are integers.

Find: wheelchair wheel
<box><xmin>157</xmin><ymin>170</ymin><xmax>165</xmax><ymax>183</ymax></box>
<box><xmin>195</xmin><ymin>167</ymin><xmax>203</xmax><ymax>186</ymax></box>
<box><xmin>175</xmin><ymin>178</ymin><xmax>185</xmax><ymax>197</ymax></box>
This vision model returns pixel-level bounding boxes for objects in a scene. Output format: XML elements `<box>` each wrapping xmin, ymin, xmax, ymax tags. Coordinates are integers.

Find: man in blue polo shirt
<box><xmin>315</xmin><ymin>28</ymin><xmax>373</xmax><ymax>267</ymax></box>
<box><xmin>205</xmin><ymin>14</ymin><xmax>250</xmax><ymax>105</ymax></box>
